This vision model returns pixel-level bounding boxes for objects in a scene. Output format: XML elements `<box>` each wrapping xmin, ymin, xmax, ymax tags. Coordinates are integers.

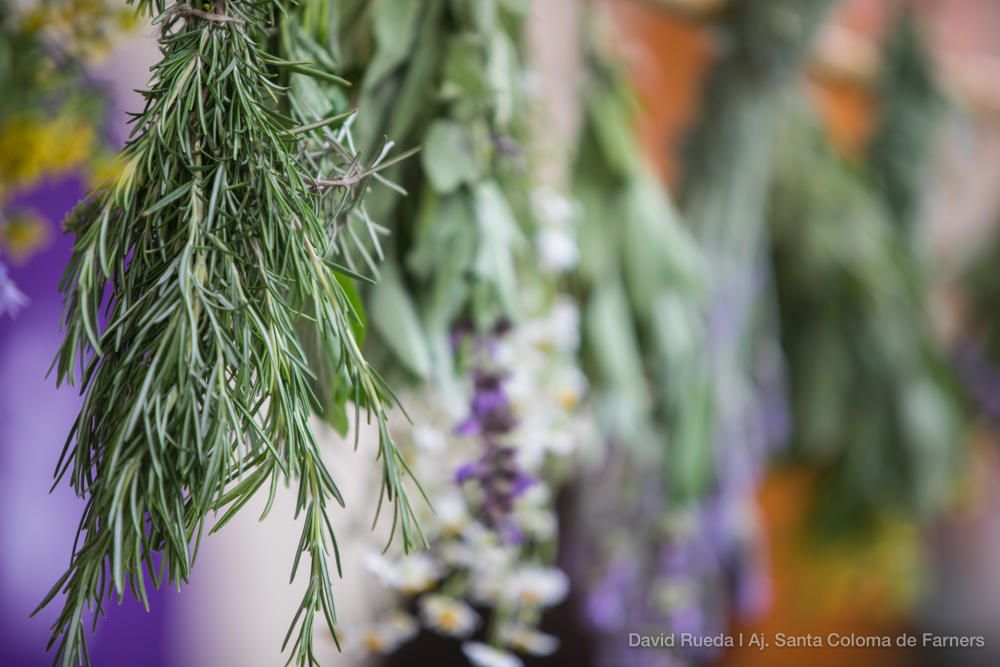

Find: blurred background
<box><xmin>4</xmin><ymin>0</ymin><xmax>1000</xmax><ymax>665</ymax></box>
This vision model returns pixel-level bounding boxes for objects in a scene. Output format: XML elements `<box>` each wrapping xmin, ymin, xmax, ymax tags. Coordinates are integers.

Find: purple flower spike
<box><xmin>502</xmin><ymin>523</ymin><xmax>524</xmax><ymax>545</ymax></box>
<box><xmin>455</xmin><ymin>418</ymin><xmax>482</xmax><ymax>437</ymax></box>
<box><xmin>454</xmin><ymin>461</ymin><xmax>484</xmax><ymax>484</ymax></box>
<box><xmin>512</xmin><ymin>471</ymin><xmax>535</xmax><ymax>497</ymax></box>
<box><xmin>453</xmin><ymin>326</ymin><xmax>534</xmax><ymax>541</ymax></box>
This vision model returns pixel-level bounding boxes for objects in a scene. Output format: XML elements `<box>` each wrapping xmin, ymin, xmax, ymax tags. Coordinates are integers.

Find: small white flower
<box><xmin>419</xmin><ymin>594</ymin><xmax>479</xmax><ymax>637</ymax></box>
<box><xmin>500</xmin><ymin>624</ymin><xmax>560</xmax><ymax>656</ymax></box>
<box><xmin>462</xmin><ymin>642</ymin><xmax>525</xmax><ymax>667</ymax></box>
<box><xmin>513</xmin><ymin>506</ymin><xmax>557</xmax><ymax>541</ymax></box>
<box><xmin>553</xmin><ymin>365</ymin><xmax>588</xmax><ymax>411</ymax></box>
<box><xmin>352</xmin><ymin>626</ymin><xmax>395</xmax><ymax>655</ymax></box>
<box><xmin>439</xmin><ymin>540</ymin><xmax>475</xmax><ymax>567</ymax></box>
<box><xmin>344</xmin><ymin>612</ymin><xmax>418</xmax><ymax>656</ymax></box>
<box><xmin>434</xmin><ymin>492</ymin><xmax>470</xmax><ymax>537</ymax></box>
<box><xmin>531</xmin><ymin>187</ymin><xmax>576</xmax><ymax>226</ymax></box>
<box><xmin>518</xmin><ymin>483</ymin><xmax>551</xmax><ymax>507</ymax></box>
<box><xmin>552</xmin><ymin>299</ymin><xmax>582</xmax><ymax>349</ymax></box>
<box><xmin>363</xmin><ymin>552</ymin><xmax>441</xmax><ymax>595</ymax></box>
<box><xmin>468</xmin><ymin>575</ymin><xmax>502</xmax><ymax>606</ymax></box>
<box><xmin>412</xmin><ymin>424</ymin><xmax>446</xmax><ymax>451</ymax></box>
<box><xmin>506</xmin><ymin>566</ymin><xmax>569</xmax><ymax>608</ymax></box>
<box><xmin>536</xmin><ymin>226</ymin><xmax>579</xmax><ymax>273</ymax></box>
<box><xmin>524</xmin><ymin>298</ymin><xmax>581</xmax><ymax>351</ymax></box>
<box><xmin>384</xmin><ymin>610</ymin><xmax>419</xmax><ymax>643</ymax></box>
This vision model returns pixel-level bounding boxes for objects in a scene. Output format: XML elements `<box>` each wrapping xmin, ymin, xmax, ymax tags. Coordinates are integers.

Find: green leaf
<box><xmin>471</xmin><ymin>180</ymin><xmax>523</xmax><ymax>317</ymax></box>
<box><xmin>370</xmin><ymin>264</ymin><xmax>432</xmax><ymax>379</ymax></box>
<box><xmin>421</xmin><ymin>120</ymin><xmax>480</xmax><ymax>193</ymax></box>
<box><xmin>364</xmin><ymin>0</ymin><xmax>423</xmax><ymax>90</ymax></box>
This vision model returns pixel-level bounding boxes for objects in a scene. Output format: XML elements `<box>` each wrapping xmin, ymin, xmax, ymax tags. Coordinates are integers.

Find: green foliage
<box><xmin>673</xmin><ymin>0</ymin><xmax>833</xmax><ymax>501</ymax></box>
<box><xmin>36</xmin><ymin>2</ymin><xmax>420</xmax><ymax>665</ymax></box>
<box><xmin>328</xmin><ymin>0</ymin><xmax>531</xmax><ymax>377</ymax></box>
<box><xmin>769</xmin><ymin>109</ymin><xmax>963</xmax><ymax>533</ymax></box>
<box><xmin>868</xmin><ymin>9</ymin><xmax>942</xmax><ymax>236</ymax></box>
<box><xmin>573</xmin><ymin>27</ymin><xmax>712</xmax><ymax>499</ymax></box>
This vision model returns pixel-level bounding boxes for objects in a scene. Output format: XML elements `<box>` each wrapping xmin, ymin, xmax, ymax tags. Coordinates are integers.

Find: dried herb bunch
<box><xmin>573</xmin><ymin>27</ymin><xmax>710</xmax><ymax>496</ymax></box>
<box><xmin>332</xmin><ymin>0</ymin><xmax>531</xmax><ymax>377</ymax></box>
<box><xmin>35</xmin><ymin>1</ymin><xmax>420</xmax><ymax>665</ymax></box>
<box><xmin>769</xmin><ymin>107</ymin><xmax>963</xmax><ymax>533</ymax></box>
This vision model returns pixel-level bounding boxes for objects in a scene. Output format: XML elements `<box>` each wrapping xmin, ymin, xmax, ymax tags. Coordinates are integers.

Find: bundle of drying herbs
<box><xmin>34</xmin><ymin>1</ymin><xmax>421</xmax><ymax>665</ymax></box>
<box><xmin>768</xmin><ymin>105</ymin><xmax>963</xmax><ymax>534</ymax></box>
<box><xmin>332</xmin><ymin>0</ymin><xmax>531</xmax><ymax>372</ymax></box>
<box><xmin>563</xmin><ymin>4</ymin><xmax>835</xmax><ymax>663</ymax></box>
<box><xmin>769</xmin><ymin>9</ymin><xmax>963</xmax><ymax>535</ymax></box>
<box><xmin>299</xmin><ymin>3</ymin><xmax>591</xmax><ymax>665</ymax></box>
<box><xmin>564</xmin><ymin>18</ymin><xmax>775</xmax><ymax>667</ymax></box>
<box><xmin>677</xmin><ymin>0</ymin><xmax>833</xmax><ymax>517</ymax></box>
<box><xmin>572</xmin><ymin>26</ymin><xmax>710</xmax><ymax>500</ymax></box>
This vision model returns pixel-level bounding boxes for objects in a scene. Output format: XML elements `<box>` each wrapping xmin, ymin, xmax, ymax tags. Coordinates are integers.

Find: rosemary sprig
<box><xmin>34</xmin><ymin>1</ymin><xmax>420</xmax><ymax>665</ymax></box>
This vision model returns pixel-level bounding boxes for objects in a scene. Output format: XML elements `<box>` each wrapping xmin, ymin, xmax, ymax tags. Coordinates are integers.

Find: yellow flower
<box><xmin>46</xmin><ymin>115</ymin><xmax>96</xmax><ymax>173</ymax></box>
<box><xmin>0</xmin><ymin>116</ymin><xmax>48</xmax><ymax>187</ymax></box>
<box><xmin>0</xmin><ymin>114</ymin><xmax>95</xmax><ymax>192</ymax></box>
<box><xmin>0</xmin><ymin>210</ymin><xmax>51</xmax><ymax>262</ymax></box>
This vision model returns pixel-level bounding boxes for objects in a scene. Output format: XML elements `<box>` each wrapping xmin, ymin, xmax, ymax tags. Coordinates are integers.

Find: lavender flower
<box><xmin>454</xmin><ymin>342</ymin><xmax>535</xmax><ymax>541</ymax></box>
<box><xmin>354</xmin><ymin>302</ymin><xmax>585</xmax><ymax>665</ymax></box>
<box><xmin>954</xmin><ymin>338</ymin><xmax>1000</xmax><ymax>425</ymax></box>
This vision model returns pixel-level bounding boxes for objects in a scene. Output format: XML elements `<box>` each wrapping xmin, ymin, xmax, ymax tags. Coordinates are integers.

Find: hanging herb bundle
<box><xmin>294</xmin><ymin>3</ymin><xmax>591</xmax><ymax>665</ymax></box>
<box><xmin>769</xmin><ymin>9</ymin><xmax>963</xmax><ymax>534</ymax></box>
<box><xmin>768</xmin><ymin>106</ymin><xmax>963</xmax><ymax>534</ymax></box>
<box><xmin>329</xmin><ymin>0</ymin><xmax>529</xmax><ymax>378</ymax></box>
<box><xmin>350</xmin><ymin>304</ymin><xmax>583</xmax><ymax>665</ymax></box>
<box><xmin>680</xmin><ymin>0</ymin><xmax>834</xmax><ymax>254</ymax></box>
<box><xmin>565</xmin><ymin>4</ymin><xmax>835</xmax><ymax>660</ymax></box>
<box><xmin>564</xmin><ymin>18</ymin><xmax>771</xmax><ymax>667</ymax></box>
<box><xmin>677</xmin><ymin>0</ymin><xmax>832</xmax><ymax>505</ymax></box>
<box><xmin>35</xmin><ymin>1</ymin><xmax>420</xmax><ymax>665</ymax></box>
<box><xmin>572</xmin><ymin>16</ymin><xmax>710</xmax><ymax>500</ymax></box>
<box><xmin>275</xmin><ymin>2</ymin><xmax>421</xmax><ymax>433</ymax></box>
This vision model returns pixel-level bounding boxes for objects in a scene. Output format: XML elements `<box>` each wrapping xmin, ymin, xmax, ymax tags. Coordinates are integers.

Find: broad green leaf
<box><xmin>422</xmin><ymin>121</ymin><xmax>480</xmax><ymax>193</ymax></box>
<box><xmin>363</xmin><ymin>0</ymin><xmax>423</xmax><ymax>90</ymax></box>
<box><xmin>472</xmin><ymin>180</ymin><xmax>523</xmax><ymax>317</ymax></box>
<box><xmin>370</xmin><ymin>264</ymin><xmax>432</xmax><ymax>379</ymax></box>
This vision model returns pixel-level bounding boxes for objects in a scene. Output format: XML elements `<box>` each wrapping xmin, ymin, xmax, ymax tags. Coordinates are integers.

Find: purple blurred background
<box><xmin>0</xmin><ymin>174</ymin><xmax>174</xmax><ymax>667</ymax></box>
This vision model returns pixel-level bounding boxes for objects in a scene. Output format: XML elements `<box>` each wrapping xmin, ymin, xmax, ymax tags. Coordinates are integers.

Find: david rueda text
<box><xmin>628</xmin><ymin>633</ymin><xmax>769</xmax><ymax>650</ymax></box>
<box><xmin>629</xmin><ymin>632</ymin><xmax>986</xmax><ymax>651</ymax></box>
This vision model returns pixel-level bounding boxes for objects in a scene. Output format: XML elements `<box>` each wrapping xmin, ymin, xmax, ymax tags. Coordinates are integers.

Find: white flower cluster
<box><xmin>333</xmin><ymin>295</ymin><xmax>590</xmax><ymax>665</ymax></box>
<box><xmin>532</xmin><ymin>186</ymin><xmax>580</xmax><ymax>274</ymax></box>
